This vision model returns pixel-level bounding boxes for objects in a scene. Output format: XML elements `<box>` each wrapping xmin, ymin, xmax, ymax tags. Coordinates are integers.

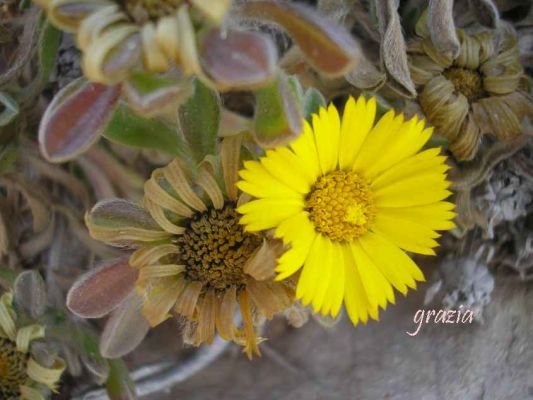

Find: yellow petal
<box><xmin>313</xmin><ymin>105</ymin><xmax>341</xmax><ymax>174</ymax></box>
<box><xmin>363</xmin><ymin>116</ymin><xmax>433</xmax><ymax>179</ymax></box>
<box><xmin>310</xmin><ymin>237</ymin><xmax>333</xmax><ymax>313</ymax></box>
<box><xmin>296</xmin><ymin>233</ymin><xmax>327</xmax><ymax>305</ymax></box>
<box><xmin>352</xmin><ymin>110</ymin><xmax>405</xmax><ymax>173</ymax></box>
<box><xmin>339</xmin><ymin>96</ymin><xmax>376</xmax><ymax>169</ymax></box>
<box><xmin>361</xmin><ymin>232</ymin><xmax>425</xmax><ymax>284</ymax></box>
<box><xmin>342</xmin><ymin>244</ymin><xmax>373</xmax><ymax>324</ymax></box>
<box><xmin>351</xmin><ymin>241</ymin><xmax>395</xmax><ymax>311</ymax></box>
<box><xmin>237</xmin><ymin>160</ymin><xmax>302</xmax><ymax>199</ymax></box>
<box><xmin>274</xmin><ymin>212</ymin><xmax>317</xmax><ymax>280</ymax></box>
<box><xmin>320</xmin><ymin>243</ymin><xmax>345</xmax><ymax>317</ymax></box>
<box><xmin>374</xmin><ymin>174</ymin><xmax>452</xmax><ymax>208</ymax></box>
<box><xmin>358</xmin><ymin>232</ymin><xmax>420</xmax><ymax>295</ymax></box>
<box><xmin>372</xmin><ymin>213</ymin><xmax>440</xmax><ymax>255</ymax></box>
<box><xmin>379</xmin><ymin>202</ymin><xmax>457</xmax><ymax>231</ymax></box>
<box><xmin>371</xmin><ymin>147</ymin><xmax>448</xmax><ymax>191</ymax></box>
<box><xmin>238</xmin><ymin>197</ymin><xmax>304</xmax><ymax>231</ymax></box>
<box><xmin>290</xmin><ymin>120</ymin><xmax>321</xmax><ymax>179</ymax></box>
<box><xmin>260</xmin><ymin>150</ymin><xmax>312</xmax><ymax>194</ymax></box>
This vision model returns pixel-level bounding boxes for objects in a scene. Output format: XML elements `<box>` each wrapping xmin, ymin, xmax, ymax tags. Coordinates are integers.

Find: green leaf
<box><xmin>0</xmin><ymin>266</ymin><xmax>16</xmax><ymax>287</ymax></box>
<box><xmin>0</xmin><ymin>140</ymin><xmax>18</xmax><ymax>174</ymax></box>
<box><xmin>104</xmin><ymin>102</ymin><xmax>193</xmax><ymax>164</ymax></box>
<box><xmin>253</xmin><ymin>74</ymin><xmax>303</xmax><ymax>147</ymax></box>
<box><xmin>123</xmin><ymin>72</ymin><xmax>193</xmax><ymax>117</ymax></box>
<box><xmin>303</xmin><ymin>87</ymin><xmax>325</xmax><ymax>120</ymax></box>
<box><xmin>0</xmin><ymin>92</ymin><xmax>19</xmax><ymax>127</ymax></box>
<box><xmin>106</xmin><ymin>358</ymin><xmax>136</xmax><ymax>400</ymax></box>
<box><xmin>178</xmin><ymin>79</ymin><xmax>220</xmax><ymax>165</ymax></box>
<box><xmin>38</xmin><ymin>21</ymin><xmax>61</xmax><ymax>84</ymax></box>
<box><xmin>287</xmin><ymin>75</ymin><xmax>305</xmax><ymax>103</ymax></box>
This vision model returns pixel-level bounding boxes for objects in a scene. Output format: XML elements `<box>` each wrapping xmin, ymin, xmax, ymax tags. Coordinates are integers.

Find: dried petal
<box><xmin>428</xmin><ymin>0</ymin><xmax>460</xmax><ymax>58</ymax></box>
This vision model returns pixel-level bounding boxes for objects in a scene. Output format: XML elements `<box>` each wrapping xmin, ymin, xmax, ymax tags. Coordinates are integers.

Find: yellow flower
<box><xmin>85</xmin><ymin>137</ymin><xmax>295</xmax><ymax>358</ymax></box>
<box><xmin>237</xmin><ymin>97</ymin><xmax>456</xmax><ymax>324</ymax></box>
<box><xmin>0</xmin><ymin>292</ymin><xmax>65</xmax><ymax>400</ymax></box>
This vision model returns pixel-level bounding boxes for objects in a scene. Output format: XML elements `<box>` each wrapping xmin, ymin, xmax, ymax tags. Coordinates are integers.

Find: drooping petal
<box><xmin>129</xmin><ymin>244</ymin><xmax>181</xmax><ymax>268</ymax></box>
<box><xmin>238</xmin><ymin>290</ymin><xmax>260</xmax><ymax>359</ymax></box>
<box><xmin>174</xmin><ymin>281</ymin><xmax>203</xmax><ymax>319</ymax></box>
<box><xmin>216</xmin><ymin>286</ymin><xmax>237</xmax><ymax>340</ymax></box>
<box><xmin>243</xmin><ymin>239</ymin><xmax>281</xmax><ymax>281</ymax></box>
<box><xmin>195</xmin><ymin>290</ymin><xmax>217</xmax><ymax>345</ymax></box>
<box><xmin>163</xmin><ymin>159</ymin><xmax>207</xmax><ymax>212</ymax></box>
<box><xmin>142</xmin><ymin>277</ymin><xmax>184</xmax><ymax>326</ymax></box>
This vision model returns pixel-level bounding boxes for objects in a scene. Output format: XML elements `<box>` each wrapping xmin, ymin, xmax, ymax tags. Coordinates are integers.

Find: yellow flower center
<box><xmin>444</xmin><ymin>67</ymin><xmax>484</xmax><ymax>101</ymax></box>
<box><xmin>0</xmin><ymin>339</ymin><xmax>28</xmax><ymax>398</ymax></box>
<box><xmin>176</xmin><ymin>204</ymin><xmax>262</xmax><ymax>291</ymax></box>
<box><xmin>306</xmin><ymin>170</ymin><xmax>376</xmax><ymax>242</ymax></box>
<box><xmin>121</xmin><ymin>0</ymin><xmax>184</xmax><ymax>23</ymax></box>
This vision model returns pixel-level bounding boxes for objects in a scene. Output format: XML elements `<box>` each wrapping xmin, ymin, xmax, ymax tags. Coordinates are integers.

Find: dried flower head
<box><xmin>35</xmin><ymin>0</ymin><xmax>231</xmax><ymax>84</ymax></box>
<box><xmin>409</xmin><ymin>22</ymin><xmax>533</xmax><ymax>160</ymax></box>
<box><xmin>74</xmin><ymin>137</ymin><xmax>294</xmax><ymax>358</ymax></box>
<box><xmin>238</xmin><ymin>97</ymin><xmax>456</xmax><ymax>325</ymax></box>
<box><xmin>0</xmin><ymin>291</ymin><xmax>65</xmax><ymax>400</ymax></box>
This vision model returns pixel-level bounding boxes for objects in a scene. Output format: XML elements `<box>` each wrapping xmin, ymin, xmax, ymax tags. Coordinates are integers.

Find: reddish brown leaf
<box><xmin>236</xmin><ymin>0</ymin><xmax>361</xmax><ymax>77</ymax></box>
<box><xmin>39</xmin><ymin>78</ymin><xmax>121</xmax><ymax>163</ymax></box>
<box><xmin>67</xmin><ymin>257</ymin><xmax>137</xmax><ymax>319</ymax></box>
<box><xmin>199</xmin><ymin>28</ymin><xmax>277</xmax><ymax>90</ymax></box>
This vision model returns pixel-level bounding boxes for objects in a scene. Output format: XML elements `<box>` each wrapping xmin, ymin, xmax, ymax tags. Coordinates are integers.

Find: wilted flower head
<box><xmin>35</xmin><ymin>0</ymin><xmax>233</xmax><ymax>85</ymax></box>
<box><xmin>409</xmin><ymin>21</ymin><xmax>533</xmax><ymax>160</ymax></box>
<box><xmin>0</xmin><ymin>291</ymin><xmax>65</xmax><ymax>399</ymax></box>
<box><xmin>69</xmin><ymin>137</ymin><xmax>295</xmax><ymax>358</ymax></box>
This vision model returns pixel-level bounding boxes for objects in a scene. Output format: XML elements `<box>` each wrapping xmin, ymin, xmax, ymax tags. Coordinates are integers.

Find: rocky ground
<box><xmin>138</xmin><ymin>264</ymin><xmax>532</xmax><ymax>400</ymax></box>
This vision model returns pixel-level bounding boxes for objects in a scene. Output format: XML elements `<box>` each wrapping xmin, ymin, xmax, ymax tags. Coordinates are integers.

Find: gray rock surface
<box><xmin>143</xmin><ymin>271</ymin><xmax>532</xmax><ymax>400</ymax></box>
